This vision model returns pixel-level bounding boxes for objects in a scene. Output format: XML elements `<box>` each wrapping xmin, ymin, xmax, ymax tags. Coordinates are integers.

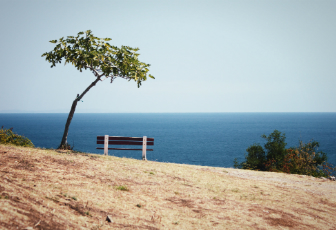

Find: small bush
<box><xmin>234</xmin><ymin>130</ymin><xmax>335</xmax><ymax>177</ymax></box>
<box><xmin>234</xmin><ymin>130</ymin><xmax>286</xmax><ymax>171</ymax></box>
<box><xmin>0</xmin><ymin>127</ymin><xmax>34</xmax><ymax>147</ymax></box>
<box><xmin>85</xmin><ymin>211</ymin><xmax>91</xmax><ymax>216</ymax></box>
<box><xmin>281</xmin><ymin>141</ymin><xmax>326</xmax><ymax>176</ymax></box>
<box><xmin>115</xmin><ymin>185</ymin><xmax>129</xmax><ymax>191</ymax></box>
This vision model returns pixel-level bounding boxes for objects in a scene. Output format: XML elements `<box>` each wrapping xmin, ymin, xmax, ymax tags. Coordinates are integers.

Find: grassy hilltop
<box><xmin>0</xmin><ymin>144</ymin><xmax>336</xmax><ymax>229</ymax></box>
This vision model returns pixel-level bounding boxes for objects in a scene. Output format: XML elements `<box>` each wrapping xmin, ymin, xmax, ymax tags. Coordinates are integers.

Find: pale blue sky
<box><xmin>0</xmin><ymin>0</ymin><xmax>335</xmax><ymax>112</ymax></box>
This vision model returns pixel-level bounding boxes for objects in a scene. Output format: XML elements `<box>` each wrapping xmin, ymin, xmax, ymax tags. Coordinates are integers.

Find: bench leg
<box><xmin>142</xmin><ymin>136</ymin><xmax>147</xmax><ymax>160</ymax></box>
<box><xmin>104</xmin><ymin>135</ymin><xmax>109</xmax><ymax>156</ymax></box>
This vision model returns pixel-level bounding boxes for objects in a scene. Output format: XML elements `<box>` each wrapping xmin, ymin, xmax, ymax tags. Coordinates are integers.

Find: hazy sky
<box><xmin>1</xmin><ymin>0</ymin><xmax>335</xmax><ymax>113</ymax></box>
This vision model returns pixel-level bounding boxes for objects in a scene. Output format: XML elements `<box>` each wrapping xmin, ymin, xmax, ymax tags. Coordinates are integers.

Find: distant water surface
<box><xmin>1</xmin><ymin>113</ymin><xmax>335</xmax><ymax>168</ymax></box>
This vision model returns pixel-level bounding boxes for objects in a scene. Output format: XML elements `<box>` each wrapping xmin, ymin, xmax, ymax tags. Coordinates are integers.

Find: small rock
<box><xmin>106</xmin><ymin>215</ymin><xmax>113</xmax><ymax>223</ymax></box>
<box><xmin>329</xmin><ymin>176</ymin><xmax>335</xmax><ymax>181</ymax></box>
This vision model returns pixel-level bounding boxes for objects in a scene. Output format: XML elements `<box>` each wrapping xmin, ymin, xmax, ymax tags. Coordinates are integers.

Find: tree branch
<box><xmin>77</xmin><ymin>75</ymin><xmax>102</xmax><ymax>101</ymax></box>
<box><xmin>83</xmin><ymin>64</ymin><xmax>132</xmax><ymax>82</ymax></box>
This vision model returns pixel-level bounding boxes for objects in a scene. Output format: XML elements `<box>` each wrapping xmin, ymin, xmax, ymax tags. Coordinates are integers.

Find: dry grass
<box><xmin>0</xmin><ymin>144</ymin><xmax>336</xmax><ymax>229</ymax></box>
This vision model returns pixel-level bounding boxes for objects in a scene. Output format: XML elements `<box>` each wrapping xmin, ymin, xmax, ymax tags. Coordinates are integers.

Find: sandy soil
<box><xmin>1</xmin><ymin>144</ymin><xmax>336</xmax><ymax>229</ymax></box>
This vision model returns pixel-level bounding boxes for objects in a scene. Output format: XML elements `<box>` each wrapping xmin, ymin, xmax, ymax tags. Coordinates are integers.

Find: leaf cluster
<box><xmin>42</xmin><ymin>30</ymin><xmax>154</xmax><ymax>87</ymax></box>
<box><xmin>234</xmin><ymin>130</ymin><xmax>335</xmax><ymax>177</ymax></box>
<box><xmin>280</xmin><ymin>141</ymin><xmax>329</xmax><ymax>177</ymax></box>
<box><xmin>234</xmin><ymin>130</ymin><xmax>286</xmax><ymax>171</ymax></box>
<box><xmin>0</xmin><ymin>127</ymin><xmax>34</xmax><ymax>147</ymax></box>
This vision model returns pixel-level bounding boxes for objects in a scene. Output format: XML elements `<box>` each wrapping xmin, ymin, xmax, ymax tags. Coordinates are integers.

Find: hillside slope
<box><xmin>0</xmin><ymin>145</ymin><xmax>335</xmax><ymax>229</ymax></box>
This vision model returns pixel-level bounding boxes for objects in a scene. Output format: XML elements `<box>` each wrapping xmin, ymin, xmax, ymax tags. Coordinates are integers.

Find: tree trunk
<box><xmin>58</xmin><ymin>76</ymin><xmax>102</xmax><ymax>149</ymax></box>
<box><xmin>58</xmin><ymin>98</ymin><xmax>78</xmax><ymax>149</ymax></box>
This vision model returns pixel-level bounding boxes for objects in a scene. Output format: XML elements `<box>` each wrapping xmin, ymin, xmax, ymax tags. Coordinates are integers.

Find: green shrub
<box><xmin>234</xmin><ymin>130</ymin><xmax>335</xmax><ymax>177</ymax></box>
<box><xmin>262</xmin><ymin>130</ymin><xmax>287</xmax><ymax>169</ymax></box>
<box><xmin>0</xmin><ymin>127</ymin><xmax>34</xmax><ymax>147</ymax></box>
<box><xmin>115</xmin><ymin>185</ymin><xmax>129</xmax><ymax>191</ymax></box>
<box><xmin>240</xmin><ymin>143</ymin><xmax>266</xmax><ymax>170</ymax></box>
<box><xmin>234</xmin><ymin>130</ymin><xmax>286</xmax><ymax>171</ymax></box>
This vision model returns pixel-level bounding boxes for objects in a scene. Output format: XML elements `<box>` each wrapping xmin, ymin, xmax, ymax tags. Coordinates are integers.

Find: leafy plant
<box><xmin>234</xmin><ymin>130</ymin><xmax>335</xmax><ymax>177</ymax></box>
<box><xmin>115</xmin><ymin>185</ymin><xmax>129</xmax><ymax>191</ymax></box>
<box><xmin>242</xmin><ymin>144</ymin><xmax>266</xmax><ymax>170</ymax></box>
<box><xmin>234</xmin><ymin>130</ymin><xmax>286</xmax><ymax>171</ymax></box>
<box><xmin>85</xmin><ymin>211</ymin><xmax>91</xmax><ymax>216</ymax></box>
<box><xmin>0</xmin><ymin>127</ymin><xmax>34</xmax><ymax>147</ymax></box>
<box><xmin>282</xmin><ymin>141</ymin><xmax>334</xmax><ymax>177</ymax></box>
<box><xmin>262</xmin><ymin>130</ymin><xmax>287</xmax><ymax>168</ymax></box>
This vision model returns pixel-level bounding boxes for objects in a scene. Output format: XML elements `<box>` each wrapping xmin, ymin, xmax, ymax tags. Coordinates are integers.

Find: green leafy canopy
<box><xmin>42</xmin><ymin>30</ymin><xmax>154</xmax><ymax>87</ymax></box>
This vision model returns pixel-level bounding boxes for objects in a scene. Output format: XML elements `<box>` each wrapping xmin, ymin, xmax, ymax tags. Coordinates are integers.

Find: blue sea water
<box><xmin>1</xmin><ymin>113</ymin><xmax>335</xmax><ymax>168</ymax></box>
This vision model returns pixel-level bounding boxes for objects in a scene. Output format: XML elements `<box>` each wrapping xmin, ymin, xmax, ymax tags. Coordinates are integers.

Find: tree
<box><xmin>262</xmin><ymin>130</ymin><xmax>287</xmax><ymax>170</ymax></box>
<box><xmin>42</xmin><ymin>30</ymin><xmax>154</xmax><ymax>149</ymax></box>
<box><xmin>234</xmin><ymin>130</ymin><xmax>286</xmax><ymax>170</ymax></box>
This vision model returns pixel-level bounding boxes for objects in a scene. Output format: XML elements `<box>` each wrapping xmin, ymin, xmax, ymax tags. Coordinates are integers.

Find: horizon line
<box><xmin>1</xmin><ymin>112</ymin><xmax>336</xmax><ymax>114</ymax></box>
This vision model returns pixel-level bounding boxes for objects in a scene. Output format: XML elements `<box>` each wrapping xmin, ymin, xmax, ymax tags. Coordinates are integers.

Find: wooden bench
<box><xmin>96</xmin><ymin>135</ymin><xmax>154</xmax><ymax>160</ymax></box>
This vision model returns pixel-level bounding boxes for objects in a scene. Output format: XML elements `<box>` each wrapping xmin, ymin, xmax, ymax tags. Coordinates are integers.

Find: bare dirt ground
<box><xmin>0</xmin><ymin>144</ymin><xmax>335</xmax><ymax>229</ymax></box>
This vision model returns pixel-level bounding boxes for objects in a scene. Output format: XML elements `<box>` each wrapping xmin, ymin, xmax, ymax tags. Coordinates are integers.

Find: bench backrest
<box><xmin>97</xmin><ymin>135</ymin><xmax>154</xmax><ymax>160</ymax></box>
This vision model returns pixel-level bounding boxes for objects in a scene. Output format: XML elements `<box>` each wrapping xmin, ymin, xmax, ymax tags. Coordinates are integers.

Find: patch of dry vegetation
<box><xmin>0</xmin><ymin>144</ymin><xmax>336</xmax><ymax>229</ymax></box>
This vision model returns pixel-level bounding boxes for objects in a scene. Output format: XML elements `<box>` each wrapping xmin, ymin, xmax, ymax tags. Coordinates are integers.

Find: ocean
<box><xmin>1</xmin><ymin>113</ymin><xmax>335</xmax><ymax>168</ymax></box>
